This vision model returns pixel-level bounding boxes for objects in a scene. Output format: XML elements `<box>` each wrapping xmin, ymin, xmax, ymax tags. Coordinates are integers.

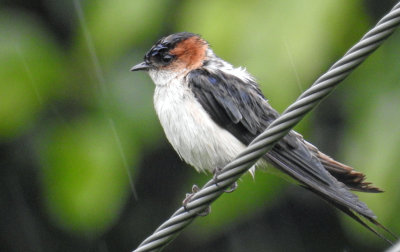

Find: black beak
<box><xmin>130</xmin><ymin>61</ymin><xmax>150</xmax><ymax>72</ymax></box>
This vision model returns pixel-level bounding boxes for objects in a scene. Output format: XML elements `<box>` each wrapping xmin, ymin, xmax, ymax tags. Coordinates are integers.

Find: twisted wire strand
<box><xmin>134</xmin><ymin>3</ymin><xmax>400</xmax><ymax>251</ymax></box>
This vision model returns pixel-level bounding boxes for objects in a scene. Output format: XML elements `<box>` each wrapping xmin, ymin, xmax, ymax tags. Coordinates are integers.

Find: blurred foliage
<box><xmin>0</xmin><ymin>0</ymin><xmax>399</xmax><ymax>251</ymax></box>
<box><xmin>0</xmin><ymin>10</ymin><xmax>65</xmax><ymax>138</ymax></box>
<box><xmin>38</xmin><ymin>117</ymin><xmax>136</xmax><ymax>235</ymax></box>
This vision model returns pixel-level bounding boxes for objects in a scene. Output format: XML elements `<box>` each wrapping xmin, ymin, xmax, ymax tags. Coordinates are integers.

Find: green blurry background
<box><xmin>1</xmin><ymin>0</ymin><xmax>399</xmax><ymax>251</ymax></box>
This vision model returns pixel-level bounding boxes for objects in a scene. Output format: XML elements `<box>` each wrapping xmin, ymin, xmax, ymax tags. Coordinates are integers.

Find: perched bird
<box><xmin>131</xmin><ymin>32</ymin><xmax>393</xmax><ymax>241</ymax></box>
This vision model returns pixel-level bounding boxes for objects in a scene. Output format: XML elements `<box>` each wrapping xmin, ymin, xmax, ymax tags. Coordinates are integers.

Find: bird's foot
<box><xmin>182</xmin><ymin>184</ymin><xmax>211</xmax><ymax>216</ymax></box>
<box><xmin>224</xmin><ymin>182</ymin><xmax>238</xmax><ymax>193</ymax></box>
<box><xmin>213</xmin><ymin>167</ymin><xmax>238</xmax><ymax>193</ymax></box>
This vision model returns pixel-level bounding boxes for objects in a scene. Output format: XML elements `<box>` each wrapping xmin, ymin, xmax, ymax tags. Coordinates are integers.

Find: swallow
<box><xmin>131</xmin><ymin>32</ymin><xmax>394</xmax><ymax>242</ymax></box>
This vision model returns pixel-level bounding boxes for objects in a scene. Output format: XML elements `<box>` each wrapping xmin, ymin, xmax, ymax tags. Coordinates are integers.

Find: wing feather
<box><xmin>188</xmin><ymin>68</ymin><xmax>383</xmax><ymax>223</ymax></box>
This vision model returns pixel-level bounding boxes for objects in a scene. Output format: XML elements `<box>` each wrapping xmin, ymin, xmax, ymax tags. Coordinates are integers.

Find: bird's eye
<box><xmin>161</xmin><ymin>54</ymin><xmax>174</xmax><ymax>64</ymax></box>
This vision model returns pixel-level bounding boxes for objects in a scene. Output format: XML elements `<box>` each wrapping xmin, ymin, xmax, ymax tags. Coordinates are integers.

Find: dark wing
<box><xmin>188</xmin><ymin>68</ymin><xmax>279</xmax><ymax>144</ymax></box>
<box><xmin>188</xmin><ymin>68</ymin><xmax>392</xmax><ymax>241</ymax></box>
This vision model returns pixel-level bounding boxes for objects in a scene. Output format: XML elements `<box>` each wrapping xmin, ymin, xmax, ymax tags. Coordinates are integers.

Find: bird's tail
<box><xmin>304</xmin><ymin>185</ymin><xmax>397</xmax><ymax>244</ymax></box>
<box><xmin>303</xmin><ymin>140</ymin><xmax>382</xmax><ymax>193</ymax></box>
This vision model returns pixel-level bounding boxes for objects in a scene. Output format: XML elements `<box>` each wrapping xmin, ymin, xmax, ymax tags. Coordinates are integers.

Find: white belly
<box><xmin>153</xmin><ymin>78</ymin><xmax>246</xmax><ymax>174</ymax></box>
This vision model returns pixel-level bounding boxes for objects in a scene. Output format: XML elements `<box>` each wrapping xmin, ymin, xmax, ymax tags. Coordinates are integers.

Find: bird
<box><xmin>131</xmin><ymin>32</ymin><xmax>394</xmax><ymax>242</ymax></box>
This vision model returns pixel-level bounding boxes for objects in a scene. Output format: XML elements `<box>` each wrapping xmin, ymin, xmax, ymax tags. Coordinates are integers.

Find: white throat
<box><xmin>148</xmin><ymin>69</ymin><xmax>187</xmax><ymax>87</ymax></box>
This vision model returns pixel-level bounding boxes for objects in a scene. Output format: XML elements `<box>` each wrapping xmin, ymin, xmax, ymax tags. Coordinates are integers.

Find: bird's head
<box><xmin>131</xmin><ymin>32</ymin><xmax>208</xmax><ymax>78</ymax></box>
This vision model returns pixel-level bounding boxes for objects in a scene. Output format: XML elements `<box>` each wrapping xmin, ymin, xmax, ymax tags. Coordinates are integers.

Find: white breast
<box><xmin>151</xmin><ymin>71</ymin><xmax>246</xmax><ymax>174</ymax></box>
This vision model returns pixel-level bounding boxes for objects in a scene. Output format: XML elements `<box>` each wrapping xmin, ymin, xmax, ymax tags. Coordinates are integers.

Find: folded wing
<box><xmin>188</xmin><ymin>68</ymin><xmax>390</xmax><ymax>239</ymax></box>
